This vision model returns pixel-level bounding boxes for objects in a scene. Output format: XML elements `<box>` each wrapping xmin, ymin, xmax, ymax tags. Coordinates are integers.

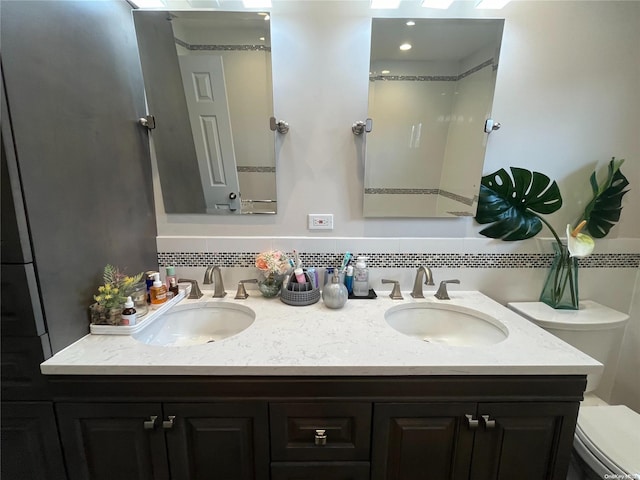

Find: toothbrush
<box><xmin>340</xmin><ymin>252</ymin><xmax>352</xmax><ymax>272</ymax></box>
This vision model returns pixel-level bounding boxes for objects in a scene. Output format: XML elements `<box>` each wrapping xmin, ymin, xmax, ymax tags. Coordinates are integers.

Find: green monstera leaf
<box><xmin>580</xmin><ymin>158</ymin><xmax>629</xmax><ymax>238</ymax></box>
<box><xmin>475</xmin><ymin>167</ymin><xmax>563</xmax><ymax>241</ymax></box>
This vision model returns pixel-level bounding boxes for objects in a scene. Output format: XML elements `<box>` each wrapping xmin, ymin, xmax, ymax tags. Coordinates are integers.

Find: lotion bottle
<box><xmin>353</xmin><ymin>256</ymin><xmax>370</xmax><ymax>297</ymax></box>
<box><xmin>150</xmin><ymin>272</ymin><xmax>167</xmax><ymax>306</ymax></box>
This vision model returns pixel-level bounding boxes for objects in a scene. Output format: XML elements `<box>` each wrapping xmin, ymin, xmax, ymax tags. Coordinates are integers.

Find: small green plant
<box><xmin>93</xmin><ymin>264</ymin><xmax>144</xmax><ymax>309</ymax></box>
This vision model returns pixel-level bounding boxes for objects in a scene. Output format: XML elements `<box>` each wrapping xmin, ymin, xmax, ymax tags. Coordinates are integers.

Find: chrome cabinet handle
<box><xmin>162</xmin><ymin>416</ymin><xmax>176</xmax><ymax>429</ymax></box>
<box><xmin>143</xmin><ymin>415</ymin><xmax>158</xmax><ymax>430</ymax></box>
<box><xmin>482</xmin><ymin>415</ymin><xmax>496</xmax><ymax>429</ymax></box>
<box><xmin>314</xmin><ymin>429</ymin><xmax>327</xmax><ymax>446</ymax></box>
<box><xmin>465</xmin><ymin>414</ymin><xmax>479</xmax><ymax>430</ymax></box>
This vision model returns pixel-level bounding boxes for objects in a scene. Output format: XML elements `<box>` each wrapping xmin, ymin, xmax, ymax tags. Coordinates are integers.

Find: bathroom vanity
<box><xmin>41</xmin><ymin>291</ymin><xmax>600</xmax><ymax>480</ymax></box>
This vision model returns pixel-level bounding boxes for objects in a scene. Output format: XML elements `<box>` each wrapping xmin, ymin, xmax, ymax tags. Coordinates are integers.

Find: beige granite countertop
<box><xmin>40</xmin><ymin>290</ymin><xmax>602</xmax><ymax>377</ymax></box>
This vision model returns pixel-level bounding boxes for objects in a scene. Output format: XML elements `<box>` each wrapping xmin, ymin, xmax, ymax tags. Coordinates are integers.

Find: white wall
<box><xmin>156</xmin><ymin>1</ymin><xmax>640</xmax><ymax>409</ymax></box>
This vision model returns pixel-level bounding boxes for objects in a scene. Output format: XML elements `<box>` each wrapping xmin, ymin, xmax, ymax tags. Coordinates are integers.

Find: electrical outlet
<box><xmin>308</xmin><ymin>214</ymin><xmax>334</xmax><ymax>230</ymax></box>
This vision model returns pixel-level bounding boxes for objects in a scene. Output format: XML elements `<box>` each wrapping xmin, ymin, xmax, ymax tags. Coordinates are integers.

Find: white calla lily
<box><xmin>566</xmin><ymin>223</ymin><xmax>595</xmax><ymax>258</ymax></box>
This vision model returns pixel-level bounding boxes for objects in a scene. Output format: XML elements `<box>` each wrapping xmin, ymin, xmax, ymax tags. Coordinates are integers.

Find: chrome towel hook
<box><xmin>352</xmin><ymin>118</ymin><xmax>373</xmax><ymax>135</ymax></box>
<box><xmin>484</xmin><ymin>118</ymin><xmax>501</xmax><ymax>133</ymax></box>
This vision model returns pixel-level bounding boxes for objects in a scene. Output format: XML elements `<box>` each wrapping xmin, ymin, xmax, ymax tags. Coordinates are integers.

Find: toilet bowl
<box><xmin>508</xmin><ymin>301</ymin><xmax>639</xmax><ymax>480</ymax></box>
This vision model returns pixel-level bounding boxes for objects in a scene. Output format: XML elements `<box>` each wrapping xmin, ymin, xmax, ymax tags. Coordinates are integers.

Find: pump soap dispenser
<box><xmin>322</xmin><ymin>272</ymin><xmax>348</xmax><ymax>309</ymax></box>
<box><xmin>353</xmin><ymin>256</ymin><xmax>370</xmax><ymax>297</ymax></box>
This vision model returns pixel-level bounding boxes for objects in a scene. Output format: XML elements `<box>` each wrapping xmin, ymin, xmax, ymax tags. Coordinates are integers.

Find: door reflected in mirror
<box><xmin>364</xmin><ymin>18</ymin><xmax>504</xmax><ymax>218</ymax></box>
<box><xmin>134</xmin><ymin>11</ymin><xmax>276</xmax><ymax>215</ymax></box>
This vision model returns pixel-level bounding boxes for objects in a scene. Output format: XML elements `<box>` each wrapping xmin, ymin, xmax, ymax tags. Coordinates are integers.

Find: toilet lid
<box><xmin>576</xmin><ymin>405</ymin><xmax>640</xmax><ymax>475</ymax></box>
<box><xmin>508</xmin><ymin>300</ymin><xmax>629</xmax><ymax>331</ymax></box>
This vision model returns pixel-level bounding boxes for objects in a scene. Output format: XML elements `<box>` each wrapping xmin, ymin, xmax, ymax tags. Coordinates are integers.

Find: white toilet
<box><xmin>508</xmin><ymin>300</ymin><xmax>640</xmax><ymax>479</ymax></box>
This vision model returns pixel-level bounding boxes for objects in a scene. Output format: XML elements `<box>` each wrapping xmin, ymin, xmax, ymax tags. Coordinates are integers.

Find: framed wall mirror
<box><xmin>134</xmin><ymin>10</ymin><xmax>277</xmax><ymax>215</ymax></box>
<box><xmin>364</xmin><ymin>18</ymin><xmax>504</xmax><ymax>218</ymax></box>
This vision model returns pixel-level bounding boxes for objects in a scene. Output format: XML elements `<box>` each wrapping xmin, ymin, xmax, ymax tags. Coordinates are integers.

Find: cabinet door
<box><xmin>271</xmin><ymin>461</ymin><xmax>370</xmax><ymax>480</ymax></box>
<box><xmin>371</xmin><ymin>403</ymin><xmax>476</xmax><ymax>480</ymax></box>
<box><xmin>1</xmin><ymin>402</ymin><xmax>67</xmax><ymax>480</ymax></box>
<box><xmin>56</xmin><ymin>403</ymin><xmax>169</xmax><ymax>480</ymax></box>
<box><xmin>471</xmin><ymin>402</ymin><xmax>579</xmax><ymax>480</ymax></box>
<box><xmin>164</xmin><ymin>402</ymin><xmax>269</xmax><ymax>480</ymax></box>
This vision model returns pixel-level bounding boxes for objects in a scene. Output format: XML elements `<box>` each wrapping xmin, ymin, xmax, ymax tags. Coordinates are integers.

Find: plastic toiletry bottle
<box><xmin>353</xmin><ymin>256</ymin><xmax>370</xmax><ymax>297</ymax></box>
<box><xmin>150</xmin><ymin>272</ymin><xmax>168</xmax><ymax>306</ymax></box>
<box><xmin>345</xmin><ymin>265</ymin><xmax>354</xmax><ymax>294</ymax></box>
<box><xmin>165</xmin><ymin>266</ymin><xmax>177</xmax><ymax>289</ymax></box>
<box><xmin>121</xmin><ymin>296</ymin><xmax>137</xmax><ymax>326</ymax></box>
<box><xmin>294</xmin><ymin>267</ymin><xmax>306</xmax><ymax>284</ymax></box>
<box><xmin>169</xmin><ymin>277</ymin><xmax>179</xmax><ymax>297</ymax></box>
<box><xmin>322</xmin><ymin>272</ymin><xmax>348</xmax><ymax>309</ymax></box>
<box><xmin>307</xmin><ymin>267</ymin><xmax>318</xmax><ymax>289</ymax></box>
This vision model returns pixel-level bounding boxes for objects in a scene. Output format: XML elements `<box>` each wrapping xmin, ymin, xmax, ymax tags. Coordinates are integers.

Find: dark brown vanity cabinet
<box><xmin>56</xmin><ymin>402</ymin><xmax>269</xmax><ymax>480</ymax></box>
<box><xmin>371</xmin><ymin>402</ymin><xmax>579</xmax><ymax>480</ymax></box>
<box><xmin>49</xmin><ymin>376</ymin><xmax>584</xmax><ymax>480</ymax></box>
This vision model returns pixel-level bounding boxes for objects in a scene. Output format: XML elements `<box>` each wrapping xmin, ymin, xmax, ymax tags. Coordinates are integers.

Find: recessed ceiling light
<box><xmin>381</xmin><ymin>70</ymin><xmax>391</xmax><ymax>74</ymax></box>
<box><xmin>475</xmin><ymin>0</ymin><xmax>511</xmax><ymax>8</ymax></box>
<box><xmin>399</xmin><ymin>43</ymin><xmax>412</xmax><ymax>51</ymax></box>
<box><xmin>259</xmin><ymin>36</ymin><xmax>265</xmax><ymax>41</ymax></box>
<box><xmin>421</xmin><ymin>0</ymin><xmax>455</xmax><ymax>8</ymax></box>
<box><xmin>406</xmin><ymin>20</ymin><xmax>416</xmax><ymax>26</ymax></box>
<box><xmin>371</xmin><ymin>0</ymin><xmax>401</xmax><ymax>9</ymax></box>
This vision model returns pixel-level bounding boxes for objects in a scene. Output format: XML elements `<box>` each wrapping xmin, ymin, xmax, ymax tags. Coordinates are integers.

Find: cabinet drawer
<box><xmin>271</xmin><ymin>461</ymin><xmax>370</xmax><ymax>480</ymax></box>
<box><xmin>270</xmin><ymin>402</ymin><xmax>371</xmax><ymax>461</ymax></box>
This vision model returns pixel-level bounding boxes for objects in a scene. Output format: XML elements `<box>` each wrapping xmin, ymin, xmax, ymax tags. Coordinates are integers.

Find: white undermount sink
<box><xmin>385</xmin><ymin>303</ymin><xmax>508</xmax><ymax>346</ymax></box>
<box><xmin>133</xmin><ymin>303</ymin><xmax>255</xmax><ymax>347</ymax></box>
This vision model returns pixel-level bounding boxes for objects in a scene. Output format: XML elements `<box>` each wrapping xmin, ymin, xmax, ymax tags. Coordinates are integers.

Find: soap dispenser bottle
<box><xmin>322</xmin><ymin>271</ymin><xmax>348</xmax><ymax>309</ymax></box>
<box><xmin>150</xmin><ymin>272</ymin><xmax>167</xmax><ymax>306</ymax></box>
<box><xmin>353</xmin><ymin>256</ymin><xmax>370</xmax><ymax>297</ymax></box>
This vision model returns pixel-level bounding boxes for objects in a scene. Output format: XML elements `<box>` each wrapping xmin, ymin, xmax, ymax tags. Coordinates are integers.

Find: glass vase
<box><xmin>539</xmin><ymin>242</ymin><xmax>579</xmax><ymax>310</ymax></box>
<box><xmin>89</xmin><ymin>303</ymin><xmax>123</xmax><ymax>325</ymax></box>
<box><xmin>257</xmin><ymin>273</ymin><xmax>285</xmax><ymax>298</ymax></box>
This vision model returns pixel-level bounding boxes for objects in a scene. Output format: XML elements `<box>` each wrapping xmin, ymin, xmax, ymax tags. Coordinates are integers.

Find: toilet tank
<box><xmin>508</xmin><ymin>301</ymin><xmax>629</xmax><ymax>394</ymax></box>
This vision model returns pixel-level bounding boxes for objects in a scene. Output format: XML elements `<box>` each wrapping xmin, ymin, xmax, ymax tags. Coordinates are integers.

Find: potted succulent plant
<box><xmin>474</xmin><ymin>158</ymin><xmax>629</xmax><ymax>309</ymax></box>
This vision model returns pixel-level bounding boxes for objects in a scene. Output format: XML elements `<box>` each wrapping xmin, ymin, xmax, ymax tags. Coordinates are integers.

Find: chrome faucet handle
<box><xmin>434</xmin><ymin>279</ymin><xmax>460</xmax><ymax>300</ymax></box>
<box><xmin>177</xmin><ymin>278</ymin><xmax>203</xmax><ymax>299</ymax></box>
<box><xmin>381</xmin><ymin>279</ymin><xmax>403</xmax><ymax>300</ymax></box>
<box><xmin>235</xmin><ymin>279</ymin><xmax>258</xmax><ymax>299</ymax></box>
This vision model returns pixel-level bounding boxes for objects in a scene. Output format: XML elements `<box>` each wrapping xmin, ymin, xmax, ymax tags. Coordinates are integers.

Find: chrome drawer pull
<box><xmin>314</xmin><ymin>429</ymin><xmax>327</xmax><ymax>446</ymax></box>
<box><xmin>163</xmin><ymin>416</ymin><xmax>176</xmax><ymax>429</ymax></box>
<box><xmin>143</xmin><ymin>415</ymin><xmax>158</xmax><ymax>430</ymax></box>
<box><xmin>482</xmin><ymin>415</ymin><xmax>496</xmax><ymax>429</ymax></box>
<box><xmin>466</xmin><ymin>414</ymin><xmax>479</xmax><ymax>430</ymax></box>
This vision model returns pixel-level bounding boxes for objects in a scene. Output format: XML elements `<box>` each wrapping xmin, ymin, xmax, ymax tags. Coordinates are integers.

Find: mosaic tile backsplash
<box><xmin>158</xmin><ymin>251</ymin><xmax>640</xmax><ymax>270</ymax></box>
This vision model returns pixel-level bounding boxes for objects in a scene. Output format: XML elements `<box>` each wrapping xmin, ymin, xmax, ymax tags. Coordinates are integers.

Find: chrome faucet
<box><xmin>410</xmin><ymin>266</ymin><xmax>435</xmax><ymax>299</ymax></box>
<box><xmin>203</xmin><ymin>266</ymin><xmax>227</xmax><ymax>298</ymax></box>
